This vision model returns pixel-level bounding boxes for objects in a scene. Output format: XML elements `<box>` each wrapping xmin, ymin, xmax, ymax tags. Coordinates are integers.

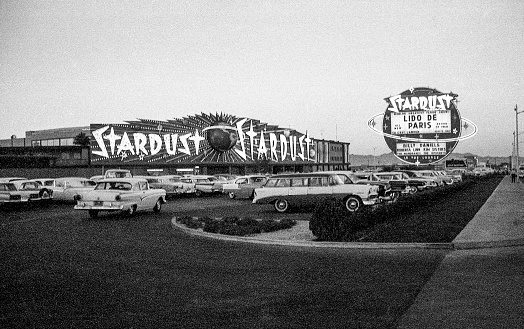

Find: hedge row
<box><xmin>176</xmin><ymin>216</ymin><xmax>297</xmax><ymax>236</ymax></box>
<box><xmin>309</xmin><ymin>175</ymin><xmax>500</xmax><ymax>241</ymax></box>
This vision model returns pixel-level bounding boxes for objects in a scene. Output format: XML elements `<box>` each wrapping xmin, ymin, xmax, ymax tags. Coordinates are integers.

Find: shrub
<box><xmin>177</xmin><ymin>216</ymin><xmax>202</xmax><ymax>229</ymax></box>
<box><xmin>180</xmin><ymin>216</ymin><xmax>297</xmax><ymax>236</ymax></box>
<box><xmin>203</xmin><ymin>219</ymin><xmax>223</xmax><ymax>233</ymax></box>
<box><xmin>309</xmin><ymin>198</ymin><xmax>350</xmax><ymax>241</ymax></box>
<box><xmin>259</xmin><ymin>219</ymin><xmax>280</xmax><ymax>233</ymax></box>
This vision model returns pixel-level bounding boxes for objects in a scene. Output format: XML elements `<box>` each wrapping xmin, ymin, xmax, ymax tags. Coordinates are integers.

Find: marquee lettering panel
<box><xmin>90</xmin><ymin>113</ymin><xmax>316</xmax><ymax>165</ymax></box>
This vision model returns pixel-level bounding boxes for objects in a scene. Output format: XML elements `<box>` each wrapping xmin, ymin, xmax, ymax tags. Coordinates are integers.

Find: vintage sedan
<box><xmin>253</xmin><ymin>173</ymin><xmax>379</xmax><ymax>213</ymax></box>
<box><xmin>134</xmin><ymin>175</ymin><xmax>183</xmax><ymax>198</ymax></box>
<box><xmin>33</xmin><ymin>177</ymin><xmax>96</xmax><ymax>203</ymax></box>
<box><xmin>319</xmin><ymin>171</ymin><xmax>394</xmax><ymax>202</ymax></box>
<box><xmin>11</xmin><ymin>180</ymin><xmax>53</xmax><ymax>202</ymax></box>
<box><xmin>354</xmin><ymin>172</ymin><xmax>408</xmax><ymax>200</ymax></box>
<box><xmin>391</xmin><ymin>171</ymin><xmax>438</xmax><ymax>192</ymax></box>
<box><xmin>74</xmin><ymin>178</ymin><xmax>166</xmax><ymax>218</ymax></box>
<box><xmin>0</xmin><ymin>182</ymin><xmax>25</xmax><ymax>205</ymax></box>
<box><xmin>222</xmin><ymin>175</ymin><xmax>268</xmax><ymax>199</ymax></box>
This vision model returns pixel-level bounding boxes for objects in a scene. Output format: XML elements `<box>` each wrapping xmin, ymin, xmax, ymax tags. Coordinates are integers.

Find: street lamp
<box><xmin>516</xmin><ymin>105</ymin><xmax>523</xmax><ymax>182</ymax></box>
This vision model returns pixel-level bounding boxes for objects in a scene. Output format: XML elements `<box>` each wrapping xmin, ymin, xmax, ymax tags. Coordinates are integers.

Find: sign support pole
<box><xmin>516</xmin><ymin>105</ymin><xmax>523</xmax><ymax>183</ymax></box>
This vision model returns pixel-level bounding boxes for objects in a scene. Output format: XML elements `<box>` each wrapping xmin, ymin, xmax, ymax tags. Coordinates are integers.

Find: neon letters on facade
<box><xmin>90</xmin><ymin>113</ymin><xmax>314</xmax><ymax>164</ymax></box>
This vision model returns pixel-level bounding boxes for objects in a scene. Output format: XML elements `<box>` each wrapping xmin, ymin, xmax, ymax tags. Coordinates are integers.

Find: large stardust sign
<box><xmin>90</xmin><ymin>113</ymin><xmax>315</xmax><ymax>165</ymax></box>
<box><xmin>367</xmin><ymin>87</ymin><xmax>477</xmax><ymax>165</ymax></box>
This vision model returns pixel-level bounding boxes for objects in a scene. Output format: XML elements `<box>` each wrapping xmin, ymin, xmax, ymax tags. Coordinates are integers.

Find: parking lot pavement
<box><xmin>397</xmin><ymin>246</ymin><xmax>524</xmax><ymax>329</ymax></box>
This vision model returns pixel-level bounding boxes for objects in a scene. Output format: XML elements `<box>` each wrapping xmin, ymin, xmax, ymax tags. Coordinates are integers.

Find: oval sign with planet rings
<box><xmin>372</xmin><ymin>87</ymin><xmax>476</xmax><ymax>165</ymax></box>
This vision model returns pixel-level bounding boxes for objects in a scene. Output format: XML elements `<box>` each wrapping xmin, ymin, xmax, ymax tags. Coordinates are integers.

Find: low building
<box><xmin>0</xmin><ymin>113</ymin><xmax>350</xmax><ymax>176</ymax></box>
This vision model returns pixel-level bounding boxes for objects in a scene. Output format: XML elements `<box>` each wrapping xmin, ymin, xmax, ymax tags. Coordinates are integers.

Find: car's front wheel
<box><xmin>126</xmin><ymin>205</ymin><xmax>136</xmax><ymax>216</ymax></box>
<box><xmin>153</xmin><ymin>199</ymin><xmax>162</xmax><ymax>212</ymax></box>
<box><xmin>274</xmin><ymin>199</ymin><xmax>289</xmax><ymax>213</ymax></box>
<box><xmin>228</xmin><ymin>192</ymin><xmax>236</xmax><ymax>199</ymax></box>
<box><xmin>345</xmin><ymin>196</ymin><xmax>361</xmax><ymax>212</ymax></box>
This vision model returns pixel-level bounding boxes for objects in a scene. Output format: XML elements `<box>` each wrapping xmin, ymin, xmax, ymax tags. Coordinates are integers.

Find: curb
<box><xmin>171</xmin><ymin>218</ymin><xmax>454</xmax><ymax>250</ymax></box>
<box><xmin>453</xmin><ymin>239</ymin><xmax>524</xmax><ymax>250</ymax></box>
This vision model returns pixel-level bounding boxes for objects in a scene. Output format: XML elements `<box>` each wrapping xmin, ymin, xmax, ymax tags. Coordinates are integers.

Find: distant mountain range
<box><xmin>348</xmin><ymin>152</ymin><xmax>518</xmax><ymax>167</ymax></box>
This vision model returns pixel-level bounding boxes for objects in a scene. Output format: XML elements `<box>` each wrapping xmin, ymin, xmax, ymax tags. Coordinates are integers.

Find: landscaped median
<box><xmin>175</xmin><ymin>215</ymin><xmax>297</xmax><ymax>236</ymax></box>
<box><xmin>174</xmin><ymin>174</ymin><xmax>504</xmax><ymax>248</ymax></box>
<box><xmin>310</xmin><ymin>174</ymin><xmax>504</xmax><ymax>243</ymax></box>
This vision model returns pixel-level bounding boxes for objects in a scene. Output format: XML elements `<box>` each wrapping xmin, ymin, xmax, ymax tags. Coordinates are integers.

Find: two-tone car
<box><xmin>32</xmin><ymin>177</ymin><xmax>96</xmax><ymax>203</ymax></box>
<box><xmin>134</xmin><ymin>175</ymin><xmax>183</xmax><ymax>198</ymax></box>
<box><xmin>74</xmin><ymin>178</ymin><xmax>166</xmax><ymax>218</ymax></box>
<box><xmin>222</xmin><ymin>175</ymin><xmax>268</xmax><ymax>199</ymax></box>
<box><xmin>320</xmin><ymin>171</ymin><xmax>394</xmax><ymax>202</ymax></box>
<box><xmin>253</xmin><ymin>172</ymin><xmax>380</xmax><ymax>213</ymax></box>
<box><xmin>354</xmin><ymin>172</ymin><xmax>407</xmax><ymax>201</ymax></box>
<box><xmin>9</xmin><ymin>180</ymin><xmax>53</xmax><ymax>202</ymax></box>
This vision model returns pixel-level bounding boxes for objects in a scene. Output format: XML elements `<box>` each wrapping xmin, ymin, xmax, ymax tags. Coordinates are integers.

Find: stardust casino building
<box><xmin>0</xmin><ymin>113</ymin><xmax>351</xmax><ymax>176</ymax></box>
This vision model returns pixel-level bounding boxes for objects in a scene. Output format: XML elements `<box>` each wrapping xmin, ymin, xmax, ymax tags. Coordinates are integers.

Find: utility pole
<box><xmin>516</xmin><ymin>105</ymin><xmax>523</xmax><ymax>182</ymax></box>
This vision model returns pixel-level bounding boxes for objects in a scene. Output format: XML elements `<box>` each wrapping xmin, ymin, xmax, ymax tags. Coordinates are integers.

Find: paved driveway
<box><xmin>1</xmin><ymin>198</ymin><xmax>447</xmax><ymax>328</ymax></box>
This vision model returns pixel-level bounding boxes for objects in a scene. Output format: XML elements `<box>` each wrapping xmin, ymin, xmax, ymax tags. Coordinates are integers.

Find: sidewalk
<box><xmin>397</xmin><ymin>176</ymin><xmax>524</xmax><ymax>329</ymax></box>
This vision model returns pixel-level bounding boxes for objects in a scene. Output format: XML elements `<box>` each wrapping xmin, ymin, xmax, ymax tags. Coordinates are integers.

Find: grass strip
<box><xmin>348</xmin><ymin>175</ymin><xmax>503</xmax><ymax>243</ymax></box>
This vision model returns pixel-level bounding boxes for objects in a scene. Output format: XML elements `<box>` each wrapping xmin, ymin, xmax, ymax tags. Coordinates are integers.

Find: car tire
<box><xmin>391</xmin><ymin>191</ymin><xmax>400</xmax><ymax>202</ymax></box>
<box><xmin>88</xmin><ymin>210</ymin><xmax>99</xmax><ymax>218</ymax></box>
<box><xmin>127</xmin><ymin>205</ymin><xmax>136</xmax><ymax>216</ymax></box>
<box><xmin>274</xmin><ymin>199</ymin><xmax>289</xmax><ymax>213</ymax></box>
<box><xmin>195</xmin><ymin>190</ymin><xmax>202</xmax><ymax>197</ymax></box>
<box><xmin>345</xmin><ymin>196</ymin><xmax>361</xmax><ymax>212</ymax></box>
<box><xmin>228</xmin><ymin>192</ymin><xmax>236</xmax><ymax>199</ymax></box>
<box><xmin>153</xmin><ymin>199</ymin><xmax>162</xmax><ymax>212</ymax></box>
<box><xmin>409</xmin><ymin>186</ymin><xmax>418</xmax><ymax>194</ymax></box>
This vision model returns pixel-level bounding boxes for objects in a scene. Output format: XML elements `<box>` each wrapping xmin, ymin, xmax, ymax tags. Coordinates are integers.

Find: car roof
<box><xmin>0</xmin><ymin>177</ymin><xmax>28</xmax><ymax>182</ymax></box>
<box><xmin>97</xmin><ymin>178</ymin><xmax>148</xmax><ymax>183</ymax></box>
<box><xmin>269</xmin><ymin>173</ymin><xmax>334</xmax><ymax>178</ymax></box>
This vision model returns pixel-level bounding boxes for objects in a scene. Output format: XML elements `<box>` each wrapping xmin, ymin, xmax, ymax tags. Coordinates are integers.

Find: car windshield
<box><xmin>22</xmin><ymin>182</ymin><xmax>41</xmax><ymax>189</ymax></box>
<box><xmin>95</xmin><ymin>182</ymin><xmax>133</xmax><ymax>191</ymax></box>
<box><xmin>0</xmin><ymin>183</ymin><xmax>17</xmax><ymax>191</ymax></box>
<box><xmin>376</xmin><ymin>174</ymin><xmax>395</xmax><ymax>180</ymax></box>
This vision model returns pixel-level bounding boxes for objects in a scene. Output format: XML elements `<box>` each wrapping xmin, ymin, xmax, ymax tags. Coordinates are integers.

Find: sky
<box><xmin>1</xmin><ymin>0</ymin><xmax>523</xmax><ymax>157</ymax></box>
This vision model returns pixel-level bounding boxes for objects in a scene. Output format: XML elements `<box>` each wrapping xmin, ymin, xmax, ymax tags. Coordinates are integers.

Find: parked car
<box><xmin>32</xmin><ymin>177</ymin><xmax>96</xmax><ymax>202</ymax></box>
<box><xmin>222</xmin><ymin>175</ymin><xmax>268</xmax><ymax>199</ymax></box>
<box><xmin>212</xmin><ymin>174</ymin><xmax>237</xmax><ymax>193</ymax></box>
<box><xmin>318</xmin><ymin>171</ymin><xmax>394</xmax><ymax>202</ymax></box>
<box><xmin>0</xmin><ymin>182</ymin><xmax>25</xmax><ymax>205</ymax></box>
<box><xmin>392</xmin><ymin>171</ymin><xmax>438</xmax><ymax>192</ymax></box>
<box><xmin>185</xmin><ymin>175</ymin><xmax>220</xmax><ymax>196</ymax></box>
<box><xmin>89</xmin><ymin>175</ymin><xmax>105</xmax><ymax>182</ymax></box>
<box><xmin>443</xmin><ymin>170</ymin><xmax>463</xmax><ymax>183</ymax></box>
<box><xmin>410</xmin><ymin>170</ymin><xmax>444</xmax><ymax>186</ymax></box>
<box><xmin>134</xmin><ymin>175</ymin><xmax>183</xmax><ymax>198</ymax></box>
<box><xmin>433</xmin><ymin>170</ymin><xmax>455</xmax><ymax>184</ymax></box>
<box><xmin>253</xmin><ymin>172</ymin><xmax>380</xmax><ymax>213</ymax></box>
<box><xmin>354</xmin><ymin>172</ymin><xmax>407</xmax><ymax>200</ymax></box>
<box><xmin>0</xmin><ymin>177</ymin><xmax>28</xmax><ymax>183</ymax></box>
<box><xmin>103</xmin><ymin>169</ymin><xmax>132</xmax><ymax>179</ymax></box>
<box><xmin>11</xmin><ymin>180</ymin><xmax>53</xmax><ymax>202</ymax></box>
<box><xmin>74</xmin><ymin>178</ymin><xmax>166</xmax><ymax>218</ymax></box>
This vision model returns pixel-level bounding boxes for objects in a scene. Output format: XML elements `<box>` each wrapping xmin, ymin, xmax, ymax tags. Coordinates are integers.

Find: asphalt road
<box><xmin>1</xmin><ymin>196</ymin><xmax>448</xmax><ymax>328</ymax></box>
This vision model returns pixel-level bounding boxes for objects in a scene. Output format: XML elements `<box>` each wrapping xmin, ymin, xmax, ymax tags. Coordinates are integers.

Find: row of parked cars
<box><xmin>0</xmin><ymin>168</ymin><xmax>463</xmax><ymax>217</ymax></box>
<box><xmin>252</xmin><ymin>169</ymin><xmax>462</xmax><ymax>213</ymax></box>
